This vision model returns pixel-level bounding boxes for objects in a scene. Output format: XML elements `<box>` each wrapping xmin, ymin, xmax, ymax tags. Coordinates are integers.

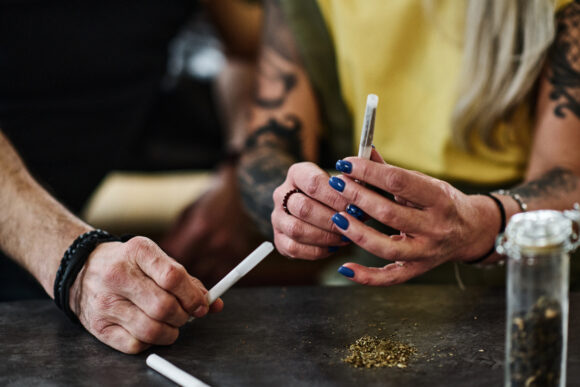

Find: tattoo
<box><xmin>252</xmin><ymin>54</ymin><xmax>297</xmax><ymax>109</ymax></box>
<box><xmin>239</xmin><ymin>117</ymin><xmax>303</xmax><ymax>234</ymax></box>
<box><xmin>244</xmin><ymin>115</ymin><xmax>303</xmax><ymax>159</ymax></box>
<box><xmin>238</xmin><ymin>148</ymin><xmax>295</xmax><ymax>237</ymax></box>
<box><xmin>251</xmin><ymin>0</ymin><xmax>303</xmax><ymax>109</ymax></box>
<box><xmin>512</xmin><ymin>167</ymin><xmax>577</xmax><ymax>199</ymax></box>
<box><xmin>548</xmin><ymin>1</ymin><xmax>580</xmax><ymax>119</ymax></box>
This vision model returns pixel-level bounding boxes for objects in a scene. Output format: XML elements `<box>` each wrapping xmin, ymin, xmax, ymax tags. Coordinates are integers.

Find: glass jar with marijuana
<box><xmin>496</xmin><ymin>205</ymin><xmax>580</xmax><ymax>387</ymax></box>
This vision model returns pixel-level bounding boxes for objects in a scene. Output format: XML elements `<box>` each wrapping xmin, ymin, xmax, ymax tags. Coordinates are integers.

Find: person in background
<box><xmin>0</xmin><ymin>0</ymin><xmax>261</xmax><ymax>353</ymax></box>
<box><xmin>238</xmin><ymin>0</ymin><xmax>580</xmax><ymax>285</ymax></box>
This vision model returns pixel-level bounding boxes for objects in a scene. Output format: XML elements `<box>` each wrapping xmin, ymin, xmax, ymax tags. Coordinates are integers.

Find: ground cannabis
<box><xmin>343</xmin><ymin>335</ymin><xmax>417</xmax><ymax>369</ymax></box>
<box><xmin>509</xmin><ymin>297</ymin><xmax>563</xmax><ymax>387</ymax></box>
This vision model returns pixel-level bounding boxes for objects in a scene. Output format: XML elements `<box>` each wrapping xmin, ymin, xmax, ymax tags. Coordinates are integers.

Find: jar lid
<box><xmin>497</xmin><ymin>210</ymin><xmax>575</xmax><ymax>256</ymax></box>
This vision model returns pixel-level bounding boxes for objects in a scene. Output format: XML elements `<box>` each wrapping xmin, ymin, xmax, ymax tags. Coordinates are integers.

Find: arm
<box><xmin>238</xmin><ymin>0</ymin><xmax>327</xmax><ymax>236</ymax></box>
<box><xmin>508</xmin><ymin>2</ymin><xmax>580</xmax><ymax>211</ymax></box>
<box><xmin>0</xmin><ymin>132</ymin><xmax>221</xmax><ymax>353</ymax></box>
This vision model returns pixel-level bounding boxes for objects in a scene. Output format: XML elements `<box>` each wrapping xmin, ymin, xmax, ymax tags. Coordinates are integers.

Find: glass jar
<box><xmin>496</xmin><ymin>206</ymin><xmax>580</xmax><ymax>387</ymax></box>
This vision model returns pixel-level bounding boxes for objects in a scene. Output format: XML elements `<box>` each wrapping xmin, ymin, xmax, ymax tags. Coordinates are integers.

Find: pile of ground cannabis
<box><xmin>343</xmin><ymin>335</ymin><xmax>417</xmax><ymax>369</ymax></box>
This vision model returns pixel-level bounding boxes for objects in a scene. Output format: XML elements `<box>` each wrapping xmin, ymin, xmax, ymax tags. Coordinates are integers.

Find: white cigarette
<box><xmin>146</xmin><ymin>354</ymin><xmax>210</xmax><ymax>387</ymax></box>
<box><xmin>357</xmin><ymin>94</ymin><xmax>378</xmax><ymax>160</ymax></box>
<box><xmin>207</xmin><ymin>241</ymin><xmax>274</xmax><ymax>304</ymax></box>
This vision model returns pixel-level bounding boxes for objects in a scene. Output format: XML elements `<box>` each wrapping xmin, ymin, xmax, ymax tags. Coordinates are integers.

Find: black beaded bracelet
<box><xmin>54</xmin><ymin>229</ymin><xmax>126</xmax><ymax>323</ymax></box>
<box><xmin>466</xmin><ymin>193</ymin><xmax>506</xmax><ymax>265</ymax></box>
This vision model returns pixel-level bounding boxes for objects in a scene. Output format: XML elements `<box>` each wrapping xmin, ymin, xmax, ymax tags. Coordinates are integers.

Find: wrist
<box><xmin>463</xmin><ymin>193</ymin><xmax>506</xmax><ymax>265</ymax></box>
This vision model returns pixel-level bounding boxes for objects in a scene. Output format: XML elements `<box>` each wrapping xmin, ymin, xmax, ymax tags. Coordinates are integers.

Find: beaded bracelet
<box><xmin>466</xmin><ymin>193</ymin><xmax>506</xmax><ymax>265</ymax></box>
<box><xmin>494</xmin><ymin>189</ymin><xmax>528</xmax><ymax>212</ymax></box>
<box><xmin>53</xmin><ymin>229</ymin><xmax>127</xmax><ymax>323</ymax></box>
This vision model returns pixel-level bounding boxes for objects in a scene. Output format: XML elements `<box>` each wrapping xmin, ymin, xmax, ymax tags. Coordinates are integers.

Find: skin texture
<box><xmin>0</xmin><ymin>132</ymin><xmax>223</xmax><ymax>354</ymax></box>
<box><xmin>259</xmin><ymin>1</ymin><xmax>580</xmax><ymax>286</ymax></box>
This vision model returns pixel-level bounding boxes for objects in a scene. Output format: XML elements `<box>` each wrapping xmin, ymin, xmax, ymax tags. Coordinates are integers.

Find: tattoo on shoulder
<box><xmin>548</xmin><ymin>1</ymin><xmax>580</xmax><ymax>119</ymax></box>
<box><xmin>512</xmin><ymin>167</ymin><xmax>577</xmax><ymax>199</ymax></box>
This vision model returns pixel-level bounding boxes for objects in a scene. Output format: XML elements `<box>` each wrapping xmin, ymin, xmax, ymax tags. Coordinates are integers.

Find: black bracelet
<box><xmin>466</xmin><ymin>193</ymin><xmax>506</xmax><ymax>265</ymax></box>
<box><xmin>54</xmin><ymin>229</ymin><xmax>128</xmax><ymax>323</ymax></box>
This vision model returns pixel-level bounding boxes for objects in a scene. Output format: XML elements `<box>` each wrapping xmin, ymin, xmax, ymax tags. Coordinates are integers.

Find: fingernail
<box><xmin>371</xmin><ymin>144</ymin><xmax>376</xmax><ymax>149</ymax></box>
<box><xmin>193</xmin><ymin>304</ymin><xmax>208</xmax><ymax>317</ymax></box>
<box><xmin>332</xmin><ymin>213</ymin><xmax>349</xmax><ymax>230</ymax></box>
<box><xmin>329</xmin><ymin>176</ymin><xmax>345</xmax><ymax>192</ymax></box>
<box><xmin>335</xmin><ymin>160</ymin><xmax>352</xmax><ymax>174</ymax></box>
<box><xmin>328</xmin><ymin>246</ymin><xmax>339</xmax><ymax>253</ymax></box>
<box><xmin>338</xmin><ymin>266</ymin><xmax>354</xmax><ymax>278</ymax></box>
<box><xmin>341</xmin><ymin>235</ymin><xmax>351</xmax><ymax>242</ymax></box>
<box><xmin>346</xmin><ymin>204</ymin><xmax>364</xmax><ymax>220</ymax></box>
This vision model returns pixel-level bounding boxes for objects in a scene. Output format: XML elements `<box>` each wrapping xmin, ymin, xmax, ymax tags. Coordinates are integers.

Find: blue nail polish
<box><xmin>371</xmin><ymin>144</ymin><xmax>376</xmax><ymax>149</ymax></box>
<box><xmin>332</xmin><ymin>213</ymin><xmax>349</xmax><ymax>230</ymax></box>
<box><xmin>335</xmin><ymin>160</ymin><xmax>352</xmax><ymax>174</ymax></box>
<box><xmin>329</xmin><ymin>176</ymin><xmax>345</xmax><ymax>192</ymax></box>
<box><xmin>338</xmin><ymin>266</ymin><xmax>354</xmax><ymax>278</ymax></box>
<box><xmin>341</xmin><ymin>235</ymin><xmax>351</xmax><ymax>242</ymax></box>
<box><xmin>346</xmin><ymin>204</ymin><xmax>364</xmax><ymax>220</ymax></box>
<box><xmin>328</xmin><ymin>246</ymin><xmax>339</xmax><ymax>253</ymax></box>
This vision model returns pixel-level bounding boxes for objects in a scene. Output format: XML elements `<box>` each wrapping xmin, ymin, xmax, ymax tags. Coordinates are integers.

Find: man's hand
<box><xmin>70</xmin><ymin>236</ymin><xmax>223</xmax><ymax>354</ymax></box>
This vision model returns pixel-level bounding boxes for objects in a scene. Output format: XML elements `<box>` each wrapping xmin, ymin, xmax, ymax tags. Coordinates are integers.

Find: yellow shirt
<box><xmin>316</xmin><ymin>0</ymin><xmax>569</xmax><ymax>184</ymax></box>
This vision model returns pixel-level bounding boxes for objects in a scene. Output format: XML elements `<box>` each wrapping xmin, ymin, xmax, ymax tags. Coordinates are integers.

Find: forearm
<box><xmin>0</xmin><ymin>131</ymin><xmax>91</xmax><ymax>297</ymax></box>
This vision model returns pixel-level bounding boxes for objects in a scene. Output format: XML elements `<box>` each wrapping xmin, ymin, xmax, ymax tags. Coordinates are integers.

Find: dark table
<box><xmin>1</xmin><ymin>285</ymin><xmax>579</xmax><ymax>386</ymax></box>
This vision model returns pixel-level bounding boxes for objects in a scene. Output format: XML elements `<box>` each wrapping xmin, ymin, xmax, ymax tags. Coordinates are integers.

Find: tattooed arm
<box><xmin>238</xmin><ymin>0</ymin><xmax>323</xmax><ymax>236</ymax></box>
<box><xmin>506</xmin><ymin>2</ymin><xmax>580</xmax><ymax>212</ymax></box>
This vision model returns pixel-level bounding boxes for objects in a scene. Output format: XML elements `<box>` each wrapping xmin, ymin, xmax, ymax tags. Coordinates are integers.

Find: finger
<box><xmin>370</xmin><ymin>147</ymin><xmax>387</xmax><ymax>164</ymax></box>
<box><xmin>281</xmin><ymin>189</ymin><xmax>346</xmax><ymax>234</ymax></box>
<box><xmin>279</xmin><ymin>162</ymin><xmax>349</xmax><ymax>212</ymax></box>
<box><xmin>120</xmin><ymin>275</ymin><xmax>190</xmax><ymax>327</ymax></box>
<box><xmin>209</xmin><ymin>298</ymin><xmax>224</xmax><ymax>313</ymax></box>
<box><xmin>109</xmin><ymin>299</ymin><xmax>180</xmax><ymax>346</ymax></box>
<box><xmin>330</xmin><ymin>211</ymin><xmax>425</xmax><ymax>261</ymax></box>
<box><xmin>94</xmin><ymin>323</ymin><xmax>150</xmax><ymax>354</ymax></box>
<box><xmin>274</xmin><ymin>230</ymin><xmax>335</xmax><ymax>260</ymax></box>
<box><xmin>338</xmin><ymin>260</ymin><xmax>437</xmax><ymax>287</ymax></box>
<box><xmin>340</xmin><ymin>157</ymin><xmax>442</xmax><ymax>207</ymax></box>
<box><xmin>272</xmin><ymin>206</ymin><xmax>346</xmax><ymax>246</ymax></box>
<box><xmin>333</xmin><ymin>178</ymin><xmax>431</xmax><ymax>233</ymax></box>
<box><xmin>126</xmin><ymin>237</ymin><xmax>209</xmax><ymax>316</ymax></box>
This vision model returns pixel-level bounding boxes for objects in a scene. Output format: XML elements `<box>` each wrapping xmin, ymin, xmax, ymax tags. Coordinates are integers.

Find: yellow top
<box><xmin>316</xmin><ymin>0</ymin><xmax>570</xmax><ymax>184</ymax></box>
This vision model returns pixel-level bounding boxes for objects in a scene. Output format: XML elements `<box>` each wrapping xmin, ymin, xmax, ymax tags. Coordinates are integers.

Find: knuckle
<box><xmin>303</xmin><ymin>173</ymin><xmax>325</xmax><ymax>197</ymax></box>
<box><xmin>141</xmin><ymin>323</ymin><xmax>165</xmax><ymax>344</ymax></box>
<box><xmin>124</xmin><ymin>338</ymin><xmax>147</xmax><ymax>354</ymax></box>
<box><xmin>385</xmin><ymin>169</ymin><xmax>406</xmax><ymax>192</ymax></box>
<box><xmin>149</xmin><ymin>297</ymin><xmax>176</xmax><ymax>321</ymax></box>
<box><xmin>159</xmin><ymin>263</ymin><xmax>186</xmax><ymax>290</ymax></box>
<box><xmin>125</xmin><ymin>236</ymin><xmax>157</xmax><ymax>256</ymax></box>
<box><xmin>286</xmin><ymin>218</ymin><xmax>304</xmax><ymax>240</ymax></box>
<box><xmin>285</xmin><ymin>239</ymin><xmax>301</xmax><ymax>258</ymax></box>
<box><xmin>375</xmin><ymin>205</ymin><xmax>395</xmax><ymax>225</ymax></box>
<box><xmin>295</xmin><ymin>195</ymin><xmax>313</xmax><ymax>219</ymax></box>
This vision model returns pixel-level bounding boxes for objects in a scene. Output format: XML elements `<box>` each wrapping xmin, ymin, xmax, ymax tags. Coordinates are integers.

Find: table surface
<box><xmin>1</xmin><ymin>285</ymin><xmax>579</xmax><ymax>387</ymax></box>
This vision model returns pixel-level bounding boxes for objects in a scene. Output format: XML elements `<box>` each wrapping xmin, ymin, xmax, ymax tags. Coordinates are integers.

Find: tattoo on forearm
<box><xmin>253</xmin><ymin>54</ymin><xmax>297</xmax><ymax>109</ymax></box>
<box><xmin>238</xmin><ymin>117</ymin><xmax>304</xmax><ymax>234</ymax></box>
<box><xmin>548</xmin><ymin>2</ymin><xmax>580</xmax><ymax>119</ymax></box>
<box><xmin>244</xmin><ymin>115</ymin><xmax>303</xmax><ymax>159</ymax></box>
<box><xmin>238</xmin><ymin>148</ymin><xmax>295</xmax><ymax>237</ymax></box>
<box><xmin>512</xmin><ymin>167</ymin><xmax>577</xmax><ymax>199</ymax></box>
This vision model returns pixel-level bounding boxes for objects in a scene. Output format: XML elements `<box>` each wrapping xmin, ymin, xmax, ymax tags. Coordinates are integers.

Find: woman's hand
<box><xmin>271</xmin><ymin>162</ymin><xmax>351</xmax><ymax>259</ymax></box>
<box><xmin>70</xmin><ymin>236</ymin><xmax>224</xmax><ymax>354</ymax></box>
<box><xmin>329</xmin><ymin>149</ymin><xmax>501</xmax><ymax>286</ymax></box>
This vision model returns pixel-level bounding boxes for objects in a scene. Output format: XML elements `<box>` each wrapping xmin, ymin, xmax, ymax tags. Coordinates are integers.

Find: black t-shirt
<box><xmin>0</xmin><ymin>1</ymin><xmax>200</xmax><ymax>299</ymax></box>
<box><xmin>0</xmin><ymin>0</ymin><xmax>197</xmax><ymax>211</ymax></box>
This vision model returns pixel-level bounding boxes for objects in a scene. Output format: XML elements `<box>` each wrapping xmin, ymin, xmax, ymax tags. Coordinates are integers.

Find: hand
<box><xmin>161</xmin><ymin>164</ymin><xmax>261</xmax><ymax>285</ymax></box>
<box><xmin>271</xmin><ymin>161</ymin><xmax>351</xmax><ymax>259</ymax></box>
<box><xmin>329</xmin><ymin>149</ymin><xmax>501</xmax><ymax>286</ymax></box>
<box><xmin>70</xmin><ymin>236</ymin><xmax>224</xmax><ymax>354</ymax></box>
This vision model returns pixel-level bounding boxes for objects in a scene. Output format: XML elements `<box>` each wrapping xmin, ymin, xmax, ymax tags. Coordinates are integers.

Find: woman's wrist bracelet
<box><xmin>466</xmin><ymin>193</ymin><xmax>506</xmax><ymax>265</ymax></box>
<box><xmin>53</xmin><ymin>229</ymin><xmax>130</xmax><ymax>324</ymax></box>
<box><xmin>493</xmin><ymin>189</ymin><xmax>528</xmax><ymax>212</ymax></box>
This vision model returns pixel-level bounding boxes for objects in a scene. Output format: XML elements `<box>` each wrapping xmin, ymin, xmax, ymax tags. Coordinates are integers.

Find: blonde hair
<box><xmin>452</xmin><ymin>0</ymin><xmax>557</xmax><ymax>150</ymax></box>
